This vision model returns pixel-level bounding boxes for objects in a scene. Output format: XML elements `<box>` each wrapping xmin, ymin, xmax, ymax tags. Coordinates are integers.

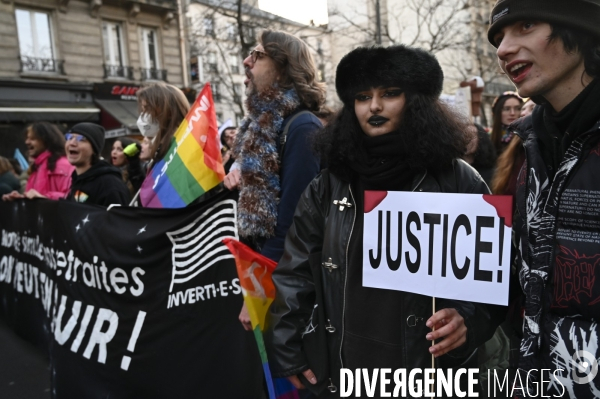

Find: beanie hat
<box><xmin>68</xmin><ymin>123</ymin><xmax>105</xmax><ymax>155</ymax></box>
<box><xmin>488</xmin><ymin>0</ymin><xmax>600</xmax><ymax>47</ymax></box>
<box><xmin>335</xmin><ymin>45</ymin><xmax>444</xmax><ymax>107</ymax></box>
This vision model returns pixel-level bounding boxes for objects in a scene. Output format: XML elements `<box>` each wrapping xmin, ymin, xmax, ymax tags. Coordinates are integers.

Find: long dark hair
<box><xmin>490</xmin><ymin>94</ymin><xmax>522</xmax><ymax>153</ymax></box>
<box><xmin>314</xmin><ymin>93</ymin><xmax>468</xmax><ymax>181</ymax></box>
<box><xmin>27</xmin><ymin>122</ymin><xmax>66</xmax><ymax>173</ymax></box>
<box><xmin>472</xmin><ymin>124</ymin><xmax>497</xmax><ymax>169</ymax></box>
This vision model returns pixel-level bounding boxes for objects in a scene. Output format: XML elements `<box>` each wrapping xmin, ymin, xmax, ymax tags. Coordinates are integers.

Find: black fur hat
<box><xmin>335</xmin><ymin>45</ymin><xmax>444</xmax><ymax>107</ymax></box>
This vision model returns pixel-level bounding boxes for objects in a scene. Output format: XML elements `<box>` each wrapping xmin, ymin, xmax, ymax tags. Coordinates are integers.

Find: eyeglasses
<box><xmin>249</xmin><ymin>49</ymin><xmax>268</xmax><ymax>64</ymax></box>
<box><xmin>65</xmin><ymin>133</ymin><xmax>88</xmax><ymax>142</ymax></box>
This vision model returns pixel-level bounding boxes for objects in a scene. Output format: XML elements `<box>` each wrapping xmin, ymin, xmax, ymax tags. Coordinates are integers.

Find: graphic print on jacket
<box><xmin>515</xmin><ymin>123</ymin><xmax>600</xmax><ymax>398</ymax></box>
<box><xmin>552</xmin><ymin>141</ymin><xmax>600</xmax><ymax>319</ymax></box>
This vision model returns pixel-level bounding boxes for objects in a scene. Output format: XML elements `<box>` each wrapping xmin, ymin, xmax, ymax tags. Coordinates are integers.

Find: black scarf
<box><xmin>343</xmin><ymin>132</ymin><xmax>423</xmax><ymax>368</ymax></box>
<box><xmin>533</xmin><ymin>79</ymin><xmax>600</xmax><ymax>177</ymax></box>
<box><xmin>348</xmin><ymin>131</ymin><xmax>419</xmax><ymax>191</ymax></box>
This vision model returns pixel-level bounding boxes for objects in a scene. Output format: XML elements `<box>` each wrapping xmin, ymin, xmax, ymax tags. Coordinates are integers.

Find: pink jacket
<box><xmin>26</xmin><ymin>151</ymin><xmax>74</xmax><ymax>200</ymax></box>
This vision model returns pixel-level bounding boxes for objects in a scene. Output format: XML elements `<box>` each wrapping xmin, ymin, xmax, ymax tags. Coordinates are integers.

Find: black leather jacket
<box><xmin>267</xmin><ymin>160</ymin><xmax>503</xmax><ymax>395</ymax></box>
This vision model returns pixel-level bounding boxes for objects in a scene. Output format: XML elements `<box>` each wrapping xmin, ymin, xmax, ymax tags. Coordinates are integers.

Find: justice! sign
<box><xmin>362</xmin><ymin>191</ymin><xmax>512</xmax><ymax>306</ymax></box>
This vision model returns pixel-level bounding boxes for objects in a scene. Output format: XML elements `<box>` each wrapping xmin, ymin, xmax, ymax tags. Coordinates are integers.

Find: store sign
<box><xmin>94</xmin><ymin>84</ymin><xmax>141</xmax><ymax>101</ymax></box>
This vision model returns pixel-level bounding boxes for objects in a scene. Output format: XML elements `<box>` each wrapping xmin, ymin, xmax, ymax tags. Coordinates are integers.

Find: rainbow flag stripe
<box><xmin>223</xmin><ymin>238</ymin><xmax>299</xmax><ymax>399</ymax></box>
<box><xmin>140</xmin><ymin>83</ymin><xmax>225</xmax><ymax>208</ymax></box>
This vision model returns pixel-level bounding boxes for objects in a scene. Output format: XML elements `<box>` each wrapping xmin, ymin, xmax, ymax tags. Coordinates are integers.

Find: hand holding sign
<box><xmin>426</xmin><ymin>308</ymin><xmax>467</xmax><ymax>357</ymax></box>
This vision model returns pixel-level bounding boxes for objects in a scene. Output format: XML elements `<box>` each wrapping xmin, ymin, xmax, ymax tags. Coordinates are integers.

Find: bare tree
<box><xmin>187</xmin><ymin>0</ymin><xmax>333</xmax><ymax>119</ymax></box>
<box><xmin>442</xmin><ymin>0</ymin><xmax>515</xmax><ymax>125</ymax></box>
<box><xmin>329</xmin><ymin>0</ymin><xmax>471</xmax><ymax>54</ymax></box>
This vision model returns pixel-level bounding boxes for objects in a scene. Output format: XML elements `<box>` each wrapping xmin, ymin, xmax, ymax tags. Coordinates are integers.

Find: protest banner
<box><xmin>0</xmin><ymin>191</ymin><xmax>262</xmax><ymax>398</ymax></box>
<box><xmin>363</xmin><ymin>191</ymin><xmax>512</xmax><ymax>306</ymax></box>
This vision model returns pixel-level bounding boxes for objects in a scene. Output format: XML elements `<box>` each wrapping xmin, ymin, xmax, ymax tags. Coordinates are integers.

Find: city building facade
<box><xmin>186</xmin><ymin>0</ymin><xmax>336</xmax><ymax>125</ymax></box>
<box><xmin>0</xmin><ymin>0</ymin><xmax>187</xmax><ymax>158</ymax></box>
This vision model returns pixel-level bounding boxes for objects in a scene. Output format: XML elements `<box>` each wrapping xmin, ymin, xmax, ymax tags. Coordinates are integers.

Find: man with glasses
<box><xmin>64</xmin><ymin>123</ymin><xmax>130</xmax><ymax>206</ymax></box>
<box><xmin>488</xmin><ymin>0</ymin><xmax>600</xmax><ymax>396</ymax></box>
<box><xmin>223</xmin><ymin>30</ymin><xmax>326</xmax><ymax>332</ymax></box>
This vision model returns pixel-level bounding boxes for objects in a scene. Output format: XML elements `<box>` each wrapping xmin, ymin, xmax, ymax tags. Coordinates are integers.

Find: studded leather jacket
<box><xmin>267</xmin><ymin>160</ymin><xmax>504</xmax><ymax>395</ymax></box>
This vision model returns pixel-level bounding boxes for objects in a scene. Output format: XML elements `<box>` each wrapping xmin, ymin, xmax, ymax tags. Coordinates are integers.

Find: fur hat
<box><xmin>335</xmin><ymin>45</ymin><xmax>444</xmax><ymax>107</ymax></box>
<box><xmin>488</xmin><ymin>0</ymin><xmax>600</xmax><ymax>47</ymax></box>
<box><xmin>68</xmin><ymin>123</ymin><xmax>105</xmax><ymax>155</ymax></box>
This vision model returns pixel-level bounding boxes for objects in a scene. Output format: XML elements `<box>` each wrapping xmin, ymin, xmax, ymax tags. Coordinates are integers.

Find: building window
<box><xmin>15</xmin><ymin>9</ymin><xmax>62</xmax><ymax>74</ymax></box>
<box><xmin>102</xmin><ymin>21</ymin><xmax>132</xmax><ymax>79</ymax></box>
<box><xmin>229</xmin><ymin>54</ymin><xmax>239</xmax><ymax>74</ymax></box>
<box><xmin>227</xmin><ymin>23</ymin><xmax>237</xmax><ymax>41</ymax></box>
<box><xmin>140</xmin><ymin>27</ymin><xmax>166</xmax><ymax>81</ymax></box>
<box><xmin>235</xmin><ymin>113</ymin><xmax>243</xmax><ymax>125</ymax></box>
<box><xmin>103</xmin><ymin>22</ymin><xmax>126</xmax><ymax>66</ymax></box>
<box><xmin>206</xmin><ymin>51</ymin><xmax>217</xmax><ymax>73</ymax></box>
<box><xmin>233</xmin><ymin>84</ymin><xmax>243</xmax><ymax>103</ymax></box>
<box><xmin>212</xmin><ymin>82</ymin><xmax>221</xmax><ymax>102</ymax></box>
<box><xmin>242</xmin><ymin>25</ymin><xmax>255</xmax><ymax>43</ymax></box>
<box><xmin>203</xmin><ymin>17</ymin><xmax>214</xmax><ymax>36</ymax></box>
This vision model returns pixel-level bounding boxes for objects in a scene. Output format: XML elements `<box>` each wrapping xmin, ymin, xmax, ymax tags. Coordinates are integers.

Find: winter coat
<box><xmin>512</xmin><ymin>113</ymin><xmax>600</xmax><ymax>397</ymax></box>
<box><xmin>267</xmin><ymin>160</ymin><xmax>503</xmax><ymax>396</ymax></box>
<box><xmin>259</xmin><ymin>109</ymin><xmax>322</xmax><ymax>262</ymax></box>
<box><xmin>66</xmin><ymin>160</ymin><xmax>130</xmax><ymax>207</ymax></box>
<box><xmin>0</xmin><ymin>171</ymin><xmax>20</xmax><ymax>195</ymax></box>
<box><xmin>26</xmin><ymin>151</ymin><xmax>74</xmax><ymax>199</ymax></box>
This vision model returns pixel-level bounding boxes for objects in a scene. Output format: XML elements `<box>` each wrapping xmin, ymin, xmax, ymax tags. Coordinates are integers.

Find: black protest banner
<box><xmin>0</xmin><ymin>190</ymin><xmax>262</xmax><ymax>398</ymax></box>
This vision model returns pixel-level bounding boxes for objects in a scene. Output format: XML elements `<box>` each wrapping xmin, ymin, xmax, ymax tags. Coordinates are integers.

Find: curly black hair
<box><xmin>472</xmin><ymin>124</ymin><xmax>497</xmax><ymax>169</ymax></box>
<box><xmin>313</xmin><ymin>93</ymin><xmax>468</xmax><ymax>181</ymax></box>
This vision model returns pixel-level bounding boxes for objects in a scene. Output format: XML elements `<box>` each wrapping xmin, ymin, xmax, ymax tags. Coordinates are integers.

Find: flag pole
<box><xmin>431</xmin><ymin>296</ymin><xmax>435</xmax><ymax>399</ymax></box>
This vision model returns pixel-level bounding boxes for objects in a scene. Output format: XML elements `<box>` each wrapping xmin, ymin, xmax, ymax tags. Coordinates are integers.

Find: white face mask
<box><xmin>136</xmin><ymin>113</ymin><xmax>160</xmax><ymax>138</ymax></box>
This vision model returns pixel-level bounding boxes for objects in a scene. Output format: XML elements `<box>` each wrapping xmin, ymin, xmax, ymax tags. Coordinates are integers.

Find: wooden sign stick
<box><xmin>431</xmin><ymin>296</ymin><xmax>436</xmax><ymax>399</ymax></box>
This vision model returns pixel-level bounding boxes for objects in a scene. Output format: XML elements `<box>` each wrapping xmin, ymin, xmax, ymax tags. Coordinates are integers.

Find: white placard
<box><xmin>362</xmin><ymin>191</ymin><xmax>512</xmax><ymax>306</ymax></box>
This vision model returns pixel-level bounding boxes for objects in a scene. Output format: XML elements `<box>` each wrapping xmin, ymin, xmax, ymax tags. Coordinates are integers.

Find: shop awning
<box><xmin>0</xmin><ymin>102</ymin><xmax>100</xmax><ymax>122</ymax></box>
<box><xmin>95</xmin><ymin>100</ymin><xmax>139</xmax><ymax>130</ymax></box>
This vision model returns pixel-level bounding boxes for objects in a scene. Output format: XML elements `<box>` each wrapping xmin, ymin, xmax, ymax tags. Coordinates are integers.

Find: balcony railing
<box><xmin>140</xmin><ymin>68</ymin><xmax>167</xmax><ymax>81</ymax></box>
<box><xmin>104</xmin><ymin>64</ymin><xmax>134</xmax><ymax>80</ymax></box>
<box><xmin>19</xmin><ymin>56</ymin><xmax>64</xmax><ymax>74</ymax></box>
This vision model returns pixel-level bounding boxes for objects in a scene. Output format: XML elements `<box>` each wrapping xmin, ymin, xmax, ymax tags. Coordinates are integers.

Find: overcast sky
<box><xmin>258</xmin><ymin>0</ymin><xmax>329</xmax><ymax>25</ymax></box>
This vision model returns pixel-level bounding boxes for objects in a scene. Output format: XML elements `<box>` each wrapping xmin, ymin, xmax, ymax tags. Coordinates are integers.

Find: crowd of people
<box><xmin>2</xmin><ymin>0</ymin><xmax>600</xmax><ymax>397</ymax></box>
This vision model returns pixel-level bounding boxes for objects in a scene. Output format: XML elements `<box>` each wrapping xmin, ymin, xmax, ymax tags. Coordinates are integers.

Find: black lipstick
<box><xmin>368</xmin><ymin>115</ymin><xmax>389</xmax><ymax>126</ymax></box>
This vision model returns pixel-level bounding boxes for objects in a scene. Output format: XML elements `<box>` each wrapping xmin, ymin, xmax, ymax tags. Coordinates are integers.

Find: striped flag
<box><xmin>222</xmin><ymin>238</ymin><xmax>299</xmax><ymax>399</ymax></box>
<box><xmin>167</xmin><ymin>199</ymin><xmax>238</xmax><ymax>292</ymax></box>
<box><xmin>140</xmin><ymin>83</ymin><xmax>225</xmax><ymax>208</ymax></box>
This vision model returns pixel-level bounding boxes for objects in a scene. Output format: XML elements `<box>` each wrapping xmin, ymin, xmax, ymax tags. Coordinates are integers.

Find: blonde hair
<box><xmin>260</xmin><ymin>30</ymin><xmax>326</xmax><ymax>112</ymax></box>
<box><xmin>136</xmin><ymin>83</ymin><xmax>190</xmax><ymax>162</ymax></box>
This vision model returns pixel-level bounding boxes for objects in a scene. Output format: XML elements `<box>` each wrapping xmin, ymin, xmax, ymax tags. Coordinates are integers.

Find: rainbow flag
<box><xmin>140</xmin><ymin>83</ymin><xmax>225</xmax><ymax>208</ymax></box>
<box><xmin>222</xmin><ymin>238</ymin><xmax>299</xmax><ymax>399</ymax></box>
